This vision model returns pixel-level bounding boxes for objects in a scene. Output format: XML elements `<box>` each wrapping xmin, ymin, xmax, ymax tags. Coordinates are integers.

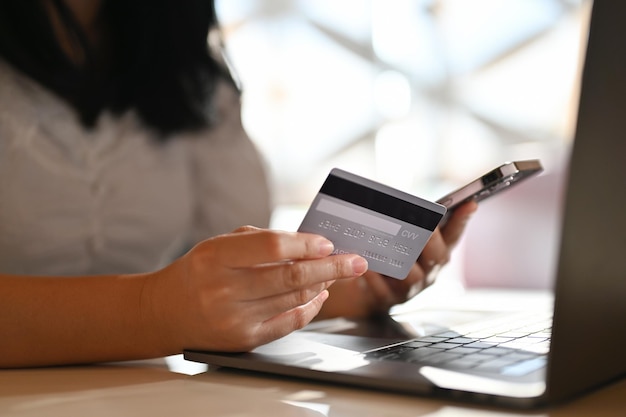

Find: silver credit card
<box><xmin>298</xmin><ymin>169</ymin><xmax>446</xmax><ymax>280</ymax></box>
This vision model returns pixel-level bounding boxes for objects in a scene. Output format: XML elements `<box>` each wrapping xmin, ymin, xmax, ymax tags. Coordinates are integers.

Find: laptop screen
<box><xmin>547</xmin><ymin>0</ymin><xmax>626</xmax><ymax>401</ymax></box>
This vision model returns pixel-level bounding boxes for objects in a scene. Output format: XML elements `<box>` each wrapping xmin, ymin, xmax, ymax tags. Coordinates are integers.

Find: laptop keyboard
<box><xmin>366</xmin><ymin>312</ymin><xmax>552</xmax><ymax>376</ymax></box>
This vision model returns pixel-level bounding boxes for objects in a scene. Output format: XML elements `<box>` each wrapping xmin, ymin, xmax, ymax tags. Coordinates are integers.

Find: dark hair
<box><xmin>0</xmin><ymin>0</ymin><xmax>235</xmax><ymax>138</ymax></box>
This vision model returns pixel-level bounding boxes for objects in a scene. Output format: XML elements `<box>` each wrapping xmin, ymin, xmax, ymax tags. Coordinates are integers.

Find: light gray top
<box><xmin>0</xmin><ymin>59</ymin><xmax>271</xmax><ymax>276</ymax></box>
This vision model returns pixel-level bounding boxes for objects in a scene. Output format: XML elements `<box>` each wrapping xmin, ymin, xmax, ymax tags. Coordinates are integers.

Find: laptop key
<box><xmin>479</xmin><ymin>347</ymin><xmax>511</xmax><ymax>356</ymax></box>
<box><xmin>396</xmin><ymin>347</ymin><xmax>441</xmax><ymax>362</ymax></box>
<box><xmin>429</xmin><ymin>342</ymin><xmax>463</xmax><ymax>350</ymax></box>
<box><xmin>421</xmin><ymin>351</ymin><xmax>464</xmax><ymax>365</ymax></box>
<box><xmin>446</xmin><ymin>346</ymin><xmax>483</xmax><ymax>355</ymax></box>
<box><xmin>465</xmin><ymin>341</ymin><xmax>496</xmax><ymax>349</ymax></box>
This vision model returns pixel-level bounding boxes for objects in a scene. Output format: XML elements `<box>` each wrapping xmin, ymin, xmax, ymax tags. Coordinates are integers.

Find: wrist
<box><xmin>139</xmin><ymin>266</ymin><xmax>185</xmax><ymax>356</ymax></box>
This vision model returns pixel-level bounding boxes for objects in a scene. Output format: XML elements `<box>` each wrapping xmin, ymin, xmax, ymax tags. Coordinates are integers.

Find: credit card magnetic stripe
<box><xmin>320</xmin><ymin>171</ymin><xmax>443</xmax><ymax>231</ymax></box>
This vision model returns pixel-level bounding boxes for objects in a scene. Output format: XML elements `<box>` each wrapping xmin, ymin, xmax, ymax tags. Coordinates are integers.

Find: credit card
<box><xmin>298</xmin><ymin>169</ymin><xmax>446</xmax><ymax>279</ymax></box>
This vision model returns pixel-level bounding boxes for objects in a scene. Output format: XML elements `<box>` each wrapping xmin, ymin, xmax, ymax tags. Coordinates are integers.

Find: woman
<box><xmin>0</xmin><ymin>0</ymin><xmax>476</xmax><ymax>368</ymax></box>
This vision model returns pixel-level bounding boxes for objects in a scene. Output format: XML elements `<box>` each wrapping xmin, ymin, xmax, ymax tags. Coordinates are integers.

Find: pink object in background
<box><xmin>461</xmin><ymin>158</ymin><xmax>567</xmax><ymax>290</ymax></box>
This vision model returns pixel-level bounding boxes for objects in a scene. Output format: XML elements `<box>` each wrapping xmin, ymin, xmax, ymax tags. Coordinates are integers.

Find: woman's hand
<box><xmin>145</xmin><ymin>226</ymin><xmax>368</xmax><ymax>353</ymax></box>
<box><xmin>317</xmin><ymin>201</ymin><xmax>478</xmax><ymax>319</ymax></box>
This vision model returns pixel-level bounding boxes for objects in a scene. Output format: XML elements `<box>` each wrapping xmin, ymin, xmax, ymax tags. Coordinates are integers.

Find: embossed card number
<box><xmin>298</xmin><ymin>169</ymin><xmax>446</xmax><ymax>280</ymax></box>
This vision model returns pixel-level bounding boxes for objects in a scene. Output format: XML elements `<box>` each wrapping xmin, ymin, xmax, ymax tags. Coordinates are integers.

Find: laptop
<box><xmin>185</xmin><ymin>1</ymin><xmax>626</xmax><ymax>408</ymax></box>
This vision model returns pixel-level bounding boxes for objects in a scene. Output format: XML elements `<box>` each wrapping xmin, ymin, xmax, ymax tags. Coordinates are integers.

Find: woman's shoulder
<box><xmin>0</xmin><ymin>58</ymin><xmax>75</xmax><ymax>123</ymax></box>
<box><xmin>0</xmin><ymin>58</ymin><xmax>42</xmax><ymax>100</ymax></box>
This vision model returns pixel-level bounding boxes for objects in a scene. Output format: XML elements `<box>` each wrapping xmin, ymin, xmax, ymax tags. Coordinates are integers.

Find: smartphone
<box><xmin>436</xmin><ymin>159</ymin><xmax>543</xmax><ymax>226</ymax></box>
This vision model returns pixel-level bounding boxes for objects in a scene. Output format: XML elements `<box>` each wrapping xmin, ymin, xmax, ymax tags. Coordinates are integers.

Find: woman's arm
<box><xmin>1</xmin><ymin>271</ymin><xmax>164</xmax><ymax>367</ymax></box>
<box><xmin>0</xmin><ymin>227</ymin><xmax>368</xmax><ymax>368</ymax></box>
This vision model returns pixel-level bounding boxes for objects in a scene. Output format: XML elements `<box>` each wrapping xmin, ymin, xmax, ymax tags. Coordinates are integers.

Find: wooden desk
<box><xmin>0</xmin><ymin>355</ymin><xmax>624</xmax><ymax>416</ymax></box>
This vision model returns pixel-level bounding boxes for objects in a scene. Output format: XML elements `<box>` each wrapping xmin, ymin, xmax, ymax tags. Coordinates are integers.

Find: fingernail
<box><xmin>317</xmin><ymin>290</ymin><xmax>330</xmax><ymax>303</ymax></box>
<box><xmin>352</xmin><ymin>256</ymin><xmax>368</xmax><ymax>275</ymax></box>
<box><xmin>318</xmin><ymin>238</ymin><xmax>334</xmax><ymax>256</ymax></box>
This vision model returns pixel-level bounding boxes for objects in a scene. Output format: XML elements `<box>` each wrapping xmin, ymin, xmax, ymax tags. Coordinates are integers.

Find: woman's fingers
<box><xmin>244</xmin><ymin>283</ymin><xmax>333</xmax><ymax>324</ymax></box>
<box><xmin>440</xmin><ymin>200</ymin><xmax>478</xmax><ymax>246</ymax></box>
<box><xmin>251</xmin><ymin>291</ymin><xmax>331</xmax><ymax>348</ymax></box>
<box><xmin>419</xmin><ymin>229</ymin><xmax>448</xmax><ymax>268</ymax></box>
<box><xmin>418</xmin><ymin>201</ymin><xmax>478</xmax><ymax>271</ymax></box>
<box><xmin>237</xmin><ymin>255</ymin><xmax>368</xmax><ymax>301</ymax></box>
<box><xmin>199</xmin><ymin>229</ymin><xmax>336</xmax><ymax>268</ymax></box>
<box><xmin>362</xmin><ymin>272</ymin><xmax>396</xmax><ymax>306</ymax></box>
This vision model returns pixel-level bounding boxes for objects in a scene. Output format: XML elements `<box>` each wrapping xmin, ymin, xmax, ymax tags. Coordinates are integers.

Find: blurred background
<box><xmin>214</xmin><ymin>0</ymin><xmax>592</xmax><ymax>294</ymax></box>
